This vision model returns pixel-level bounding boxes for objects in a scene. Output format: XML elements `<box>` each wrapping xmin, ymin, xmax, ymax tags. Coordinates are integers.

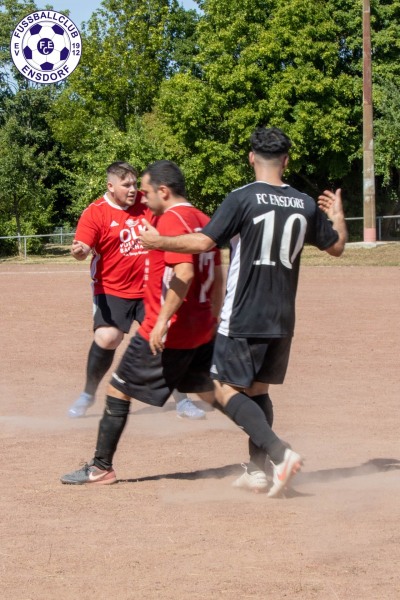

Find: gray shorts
<box><xmin>93</xmin><ymin>294</ymin><xmax>144</xmax><ymax>334</ymax></box>
<box><xmin>111</xmin><ymin>333</ymin><xmax>214</xmax><ymax>407</ymax></box>
<box><xmin>210</xmin><ymin>333</ymin><xmax>292</xmax><ymax>388</ymax></box>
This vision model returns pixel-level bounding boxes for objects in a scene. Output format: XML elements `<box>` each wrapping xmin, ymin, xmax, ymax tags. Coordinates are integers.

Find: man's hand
<box><xmin>318</xmin><ymin>188</ymin><xmax>348</xmax><ymax>256</ymax></box>
<box><xmin>149</xmin><ymin>318</ymin><xmax>168</xmax><ymax>355</ymax></box>
<box><xmin>139</xmin><ymin>219</ymin><xmax>160</xmax><ymax>249</ymax></box>
<box><xmin>317</xmin><ymin>188</ymin><xmax>344</xmax><ymax>221</ymax></box>
<box><xmin>71</xmin><ymin>240</ymin><xmax>91</xmax><ymax>261</ymax></box>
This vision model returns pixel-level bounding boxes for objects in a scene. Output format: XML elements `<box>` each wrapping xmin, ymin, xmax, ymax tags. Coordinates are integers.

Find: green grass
<box><xmin>1</xmin><ymin>242</ymin><xmax>399</xmax><ymax>267</ymax></box>
<box><xmin>220</xmin><ymin>243</ymin><xmax>400</xmax><ymax>267</ymax></box>
<box><xmin>300</xmin><ymin>242</ymin><xmax>400</xmax><ymax>267</ymax></box>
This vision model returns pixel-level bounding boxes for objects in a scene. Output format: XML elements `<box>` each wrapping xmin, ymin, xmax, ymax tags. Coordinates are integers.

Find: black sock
<box><xmin>251</xmin><ymin>393</ymin><xmax>274</xmax><ymax>427</ymax></box>
<box><xmin>248</xmin><ymin>394</ymin><xmax>273</xmax><ymax>471</ymax></box>
<box><xmin>93</xmin><ymin>396</ymin><xmax>130</xmax><ymax>470</ymax></box>
<box><xmin>224</xmin><ymin>393</ymin><xmax>285</xmax><ymax>464</ymax></box>
<box><xmin>84</xmin><ymin>341</ymin><xmax>115</xmax><ymax>396</ymax></box>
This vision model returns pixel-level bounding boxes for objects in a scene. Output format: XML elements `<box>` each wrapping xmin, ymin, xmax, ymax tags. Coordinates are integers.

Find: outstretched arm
<box><xmin>317</xmin><ymin>188</ymin><xmax>348</xmax><ymax>257</ymax></box>
<box><xmin>140</xmin><ymin>219</ymin><xmax>215</xmax><ymax>254</ymax></box>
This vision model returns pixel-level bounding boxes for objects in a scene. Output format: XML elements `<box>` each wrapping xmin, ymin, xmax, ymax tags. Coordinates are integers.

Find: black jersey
<box><xmin>202</xmin><ymin>181</ymin><xmax>338</xmax><ymax>338</ymax></box>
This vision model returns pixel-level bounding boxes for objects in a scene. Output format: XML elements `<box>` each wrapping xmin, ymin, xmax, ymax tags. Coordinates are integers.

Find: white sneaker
<box><xmin>68</xmin><ymin>392</ymin><xmax>95</xmax><ymax>418</ymax></box>
<box><xmin>267</xmin><ymin>449</ymin><xmax>303</xmax><ymax>498</ymax></box>
<box><xmin>232</xmin><ymin>463</ymin><xmax>269</xmax><ymax>493</ymax></box>
<box><xmin>176</xmin><ymin>399</ymin><xmax>206</xmax><ymax>420</ymax></box>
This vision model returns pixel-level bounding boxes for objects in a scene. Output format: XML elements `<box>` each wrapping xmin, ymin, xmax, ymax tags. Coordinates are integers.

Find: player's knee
<box><xmin>95</xmin><ymin>327</ymin><xmax>123</xmax><ymax>349</ymax></box>
<box><xmin>106</xmin><ymin>383</ymin><xmax>130</xmax><ymax>401</ymax></box>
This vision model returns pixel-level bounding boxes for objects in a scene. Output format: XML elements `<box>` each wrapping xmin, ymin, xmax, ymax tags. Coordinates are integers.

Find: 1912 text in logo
<box><xmin>10</xmin><ymin>11</ymin><xmax>82</xmax><ymax>85</ymax></box>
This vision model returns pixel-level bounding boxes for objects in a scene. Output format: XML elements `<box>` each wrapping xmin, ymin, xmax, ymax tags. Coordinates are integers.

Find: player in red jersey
<box><xmin>61</xmin><ymin>160</ymin><xmax>223</xmax><ymax>484</ymax></box>
<box><xmin>68</xmin><ymin>162</ymin><xmax>205</xmax><ymax>420</ymax></box>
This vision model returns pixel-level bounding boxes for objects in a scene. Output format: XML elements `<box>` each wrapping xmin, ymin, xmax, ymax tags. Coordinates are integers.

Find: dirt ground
<box><xmin>0</xmin><ymin>259</ymin><xmax>399</xmax><ymax>600</ymax></box>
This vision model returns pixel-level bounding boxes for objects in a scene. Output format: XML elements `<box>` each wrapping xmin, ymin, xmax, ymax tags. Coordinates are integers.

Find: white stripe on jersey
<box><xmin>161</xmin><ymin>265</ymin><xmax>174</xmax><ymax>305</ymax></box>
<box><xmin>90</xmin><ymin>252</ymin><xmax>101</xmax><ymax>285</ymax></box>
<box><xmin>218</xmin><ymin>233</ymin><xmax>241</xmax><ymax>336</ymax></box>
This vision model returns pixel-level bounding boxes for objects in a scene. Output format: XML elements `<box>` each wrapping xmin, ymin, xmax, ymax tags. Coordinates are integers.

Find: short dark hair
<box><xmin>106</xmin><ymin>162</ymin><xmax>138</xmax><ymax>180</ymax></box>
<box><xmin>143</xmin><ymin>160</ymin><xmax>186</xmax><ymax>198</ymax></box>
<box><xmin>250</xmin><ymin>126</ymin><xmax>292</xmax><ymax>158</ymax></box>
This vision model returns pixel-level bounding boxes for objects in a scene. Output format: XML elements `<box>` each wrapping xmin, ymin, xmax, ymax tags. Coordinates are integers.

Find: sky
<box><xmin>44</xmin><ymin>0</ymin><xmax>199</xmax><ymax>28</ymax></box>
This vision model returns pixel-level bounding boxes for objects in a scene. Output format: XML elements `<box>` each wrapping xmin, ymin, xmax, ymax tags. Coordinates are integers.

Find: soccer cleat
<box><xmin>232</xmin><ymin>463</ymin><xmax>269</xmax><ymax>493</ymax></box>
<box><xmin>60</xmin><ymin>462</ymin><xmax>117</xmax><ymax>485</ymax></box>
<box><xmin>176</xmin><ymin>398</ymin><xmax>206</xmax><ymax>420</ymax></box>
<box><xmin>68</xmin><ymin>392</ymin><xmax>95</xmax><ymax>418</ymax></box>
<box><xmin>267</xmin><ymin>448</ymin><xmax>303</xmax><ymax>498</ymax></box>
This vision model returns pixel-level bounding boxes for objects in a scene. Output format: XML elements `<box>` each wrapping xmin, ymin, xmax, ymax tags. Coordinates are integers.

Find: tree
<box><xmin>0</xmin><ymin>1</ymin><xmax>69</xmax><ymax>253</ymax></box>
<box><xmin>145</xmin><ymin>0</ymin><xmax>400</xmax><ymax>215</ymax></box>
<box><xmin>56</xmin><ymin>0</ymin><xmax>200</xmax><ymax>130</ymax></box>
<box><xmin>47</xmin><ymin>0</ymin><xmax>200</xmax><ymax>221</ymax></box>
<box><xmin>2</xmin><ymin>0</ymin><xmax>400</xmax><ymax>235</ymax></box>
<box><xmin>0</xmin><ymin>0</ymin><xmax>37</xmax><ymax>94</ymax></box>
<box><xmin>146</xmin><ymin>0</ymin><xmax>361</xmax><ymax>212</ymax></box>
<box><xmin>0</xmin><ymin>88</ymin><xmax>60</xmax><ymax>253</ymax></box>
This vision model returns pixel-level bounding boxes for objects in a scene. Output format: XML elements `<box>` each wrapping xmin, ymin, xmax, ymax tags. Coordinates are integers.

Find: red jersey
<box><xmin>75</xmin><ymin>193</ymin><xmax>152</xmax><ymax>298</ymax></box>
<box><xmin>139</xmin><ymin>203</ymin><xmax>221</xmax><ymax>349</ymax></box>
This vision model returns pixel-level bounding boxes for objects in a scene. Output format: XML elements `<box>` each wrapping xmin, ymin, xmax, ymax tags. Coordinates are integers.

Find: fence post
<box><xmin>24</xmin><ymin>236</ymin><xmax>27</xmax><ymax>259</ymax></box>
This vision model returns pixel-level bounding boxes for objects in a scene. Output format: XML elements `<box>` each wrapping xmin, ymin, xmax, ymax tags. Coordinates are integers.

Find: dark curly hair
<box><xmin>250</xmin><ymin>127</ymin><xmax>292</xmax><ymax>158</ymax></box>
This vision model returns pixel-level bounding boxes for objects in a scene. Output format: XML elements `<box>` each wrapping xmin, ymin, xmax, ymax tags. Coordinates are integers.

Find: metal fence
<box><xmin>344</xmin><ymin>215</ymin><xmax>400</xmax><ymax>242</ymax></box>
<box><xmin>0</xmin><ymin>231</ymin><xmax>76</xmax><ymax>259</ymax></box>
<box><xmin>0</xmin><ymin>216</ymin><xmax>399</xmax><ymax>259</ymax></box>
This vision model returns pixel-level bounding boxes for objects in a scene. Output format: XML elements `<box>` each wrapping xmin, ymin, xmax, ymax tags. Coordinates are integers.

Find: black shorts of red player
<box><xmin>92</xmin><ymin>294</ymin><xmax>145</xmax><ymax>334</ymax></box>
<box><xmin>210</xmin><ymin>333</ymin><xmax>292</xmax><ymax>389</ymax></box>
<box><xmin>110</xmin><ymin>332</ymin><xmax>214</xmax><ymax>407</ymax></box>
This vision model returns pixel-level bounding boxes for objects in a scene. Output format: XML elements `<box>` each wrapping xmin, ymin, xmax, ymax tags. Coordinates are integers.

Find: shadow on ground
<box><xmin>118</xmin><ymin>458</ymin><xmax>400</xmax><ymax>486</ymax></box>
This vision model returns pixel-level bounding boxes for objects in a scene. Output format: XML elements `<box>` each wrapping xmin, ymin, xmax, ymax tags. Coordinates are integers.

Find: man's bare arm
<box><xmin>140</xmin><ymin>219</ymin><xmax>215</xmax><ymax>254</ymax></box>
<box><xmin>149</xmin><ymin>262</ymin><xmax>194</xmax><ymax>355</ymax></box>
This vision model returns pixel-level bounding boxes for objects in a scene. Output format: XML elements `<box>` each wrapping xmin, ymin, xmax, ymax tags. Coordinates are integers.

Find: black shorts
<box><xmin>93</xmin><ymin>294</ymin><xmax>144</xmax><ymax>334</ymax></box>
<box><xmin>111</xmin><ymin>332</ymin><xmax>214</xmax><ymax>407</ymax></box>
<box><xmin>210</xmin><ymin>333</ymin><xmax>292</xmax><ymax>389</ymax></box>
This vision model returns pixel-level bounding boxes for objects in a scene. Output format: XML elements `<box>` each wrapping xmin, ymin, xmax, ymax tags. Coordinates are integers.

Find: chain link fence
<box><xmin>0</xmin><ymin>229</ymin><xmax>76</xmax><ymax>259</ymax></box>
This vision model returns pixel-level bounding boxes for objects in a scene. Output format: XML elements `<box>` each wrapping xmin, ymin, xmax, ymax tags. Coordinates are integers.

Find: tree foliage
<box><xmin>0</xmin><ymin>0</ymin><xmax>400</xmax><ymax>248</ymax></box>
<box><xmin>47</xmin><ymin>0</ymin><xmax>200</xmax><ymax>220</ymax></box>
<box><xmin>0</xmin><ymin>1</ymin><xmax>68</xmax><ymax>252</ymax></box>
<box><xmin>144</xmin><ymin>0</ymin><xmax>400</xmax><ymax>215</ymax></box>
<box><xmin>149</xmin><ymin>0</ymin><xmax>362</xmax><ymax>211</ymax></box>
<box><xmin>55</xmin><ymin>0</ymin><xmax>199</xmax><ymax>130</ymax></box>
<box><xmin>0</xmin><ymin>87</ymin><xmax>60</xmax><ymax>252</ymax></box>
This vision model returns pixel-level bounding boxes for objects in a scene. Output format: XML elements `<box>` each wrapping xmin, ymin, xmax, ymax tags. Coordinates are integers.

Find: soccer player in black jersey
<box><xmin>140</xmin><ymin>126</ymin><xmax>347</xmax><ymax>497</ymax></box>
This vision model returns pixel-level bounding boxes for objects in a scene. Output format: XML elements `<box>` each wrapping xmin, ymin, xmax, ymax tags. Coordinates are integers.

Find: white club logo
<box><xmin>125</xmin><ymin>219</ymin><xmax>140</xmax><ymax>228</ymax></box>
<box><xmin>10</xmin><ymin>11</ymin><xmax>82</xmax><ymax>84</ymax></box>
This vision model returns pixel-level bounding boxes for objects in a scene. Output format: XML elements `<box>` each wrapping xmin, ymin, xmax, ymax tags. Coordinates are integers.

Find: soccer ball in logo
<box><xmin>23</xmin><ymin>22</ymin><xmax>70</xmax><ymax>71</ymax></box>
